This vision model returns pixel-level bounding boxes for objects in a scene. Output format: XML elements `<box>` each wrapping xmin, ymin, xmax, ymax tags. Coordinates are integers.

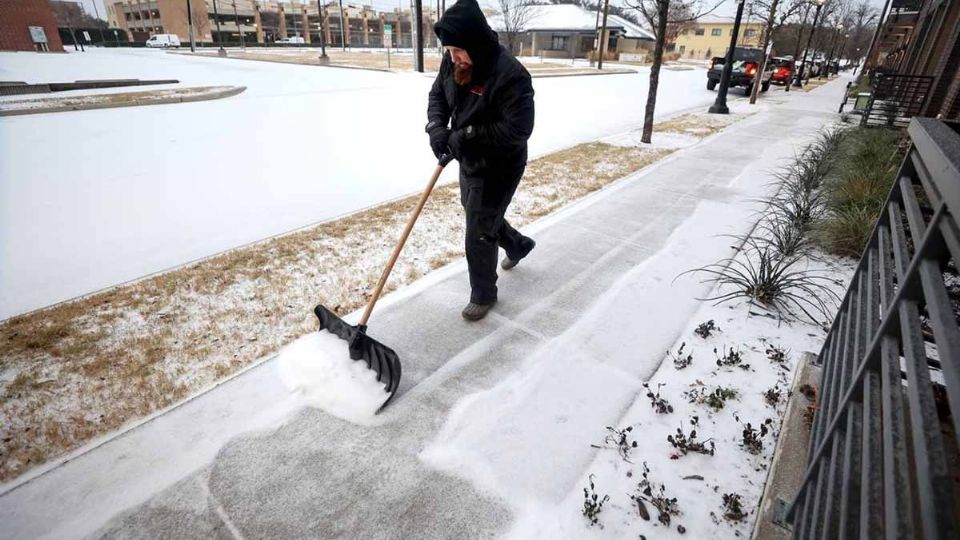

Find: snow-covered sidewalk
<box><xmin>0</xmin><ymin>78</ymin><xmax>849</xmax><ymax>540</ymax></box>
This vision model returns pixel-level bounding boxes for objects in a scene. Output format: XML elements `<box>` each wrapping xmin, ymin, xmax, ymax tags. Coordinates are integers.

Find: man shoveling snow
<box><xmin>426</xmin><ymin>0</ymin><xmax>537</xmax><ymax>321</ymax></box>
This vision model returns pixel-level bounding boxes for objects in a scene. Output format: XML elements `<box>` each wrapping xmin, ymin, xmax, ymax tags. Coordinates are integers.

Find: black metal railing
<box><xmin>785</xmin><ymin>117</ymin><xmax>960</xmax><ymax>539</ymax></box>
<box><xmin>860</xmin><ymin>73</ymin><xmax>935</xmax><ymax>128</ymax></box>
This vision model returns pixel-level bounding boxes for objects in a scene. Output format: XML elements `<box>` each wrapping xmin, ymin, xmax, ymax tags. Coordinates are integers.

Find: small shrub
<box><xmin>644</xmin><ymin>382</ymin><xmax>674</xmax><ymax>414</ymax></box>
<box><xmin>735</xmin><ymin>414</ymin><xmax>773</xmax><ymax>454</ymax></box>
<box><xmin>600</xmin><ymin>425</ymin><xmax>638</xmax><ymax>462</ymax></box>
<box><xmin>694</xmin><ymin>320</ymin><xmax>718</xmax><ymax>338</ymax></box>
<box><xmin>684</xmin><ymin>385</ymin><xmax>738</xmax><ymax>411</ymax></box>
<box><xmin>816</xmin><ymin>205</ymin><xmax>878</xmax><ymax>257</ymax></box>
<box><xmin>582</xmin><ymin>474</ymin><xmax>610</xmax><ymax>527</ymax></box>
<box><xmin>667</xmin><ymin>416</ymin><xmax>715</xmax><ymax>458</ymax></box>
<box><xmin>766</xmin><ymin>344</ymin><xmax>787</xmax><ymax>363</ymax></box>
<box><xmin>671</xmin><ymin>342</ymin><xmax>693</xmax><ymax>369</ymax></box>
<box><xmin>721</xmin><ymin>492</ymin><xmax>747</xmax><ymax>521</ymax></box>
<box><xmin>685</xmin><ymin>235</ymin><xmax>840</xmax><ymax>323</ymax></box>
<box><xmin>632</xmin><ymin>462</ymin><xmax>681</xmax><ymax>526</ymax></box>
<box><xmin>715</xmin><ymin>346</ymin><xmax>750</xmax><ymax>370</ymax></box>
<box><xmin>764</xmin><ymin>385</ymin><xmax>782</xmax><ymax>407</ymax></box>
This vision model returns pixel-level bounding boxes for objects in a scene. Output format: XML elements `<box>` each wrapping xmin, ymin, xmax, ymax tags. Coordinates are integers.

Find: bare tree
<box><xmin>497</xmin><ymin>0</ymin><xmax>537</xmax><ymax>55</ymax></box>
<box><xmin>746</xmin><ymin>0</ymin><xmax>806</xmax><ymax>103</ymax></box>
<box><xmin>51</xmin><ymin>0</ymin><xmax>108</xmax><ymax>29</ymax></box>
<box><xmin>625</xmin><ymin>0</ymin><xmax>721</xmax><ymax>143</ymax></box>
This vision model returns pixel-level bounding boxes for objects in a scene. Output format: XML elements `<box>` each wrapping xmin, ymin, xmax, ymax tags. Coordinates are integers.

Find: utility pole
<box><xmin>318</xmin><ymin>0</ymin><xmax>328</xmax><ymax>60</ymax></box>
<box><xmin>709</xmin><ymin>0</ymin><xmax>746</xmax><ymax>114</ymax></box>
<box><xmin>597</xmin><ymin>0</ymin><xmax>610</xmax><ymax>69</ymax></box>
<box><xmin>793</xmin><ymin>0</ymin><xmax>825</xmax><ymax>88</ymax></box>
<box><xmin>89</xmin><ymin>0</ymin><xmax>106</xmax><ymax>44</ymax></box>
<box><xmin>213</xmin><ymin>0</ymin><xmax>226</xmax><ymax>55</ymax></box>
<box><xmin>232</xmin><ymin>0</ymin><xmax>246</xmax><ymax>50</ymax></box>
<box><xmin>187</xmin><ymin>0</ymin><xmax>196</xmax><ymax>52</ymax></box>
<box><xmin>414</xmin><ymin>0</ymin><xmax>424</xmax><ymax>72</ymax></box>
<box><xmin>339</xmin><ymin>0</ymin><xmax>346</xmax><ymax>50</ymax></box>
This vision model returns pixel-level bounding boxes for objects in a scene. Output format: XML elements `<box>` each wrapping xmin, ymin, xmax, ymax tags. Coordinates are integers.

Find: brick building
<box><xmin>0</xmin><ymin>0</ymin><xmax>65</xmax><ymax>52</ymax></box>
<box><xmin>871</xmin><ymin>0</ymin><xmax>960</xmax><ymax>119</ymax></box>
<box><xmin>104</xmin><ymin>0</ymin><xmax>437</xmax><ymax>47</ymax></box>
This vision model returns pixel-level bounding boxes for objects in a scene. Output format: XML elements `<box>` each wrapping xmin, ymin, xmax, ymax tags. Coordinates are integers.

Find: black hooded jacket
<box><xmin>428</xmin><ymin>0</ymin><xmax>535</xmax><ymax>211</ymax></box>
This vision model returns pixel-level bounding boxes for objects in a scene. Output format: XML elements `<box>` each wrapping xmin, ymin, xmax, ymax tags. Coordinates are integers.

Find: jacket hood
<box><xmin>434</xmin><ymin>0</ymin><xmax>500</xmax><ymax>64</ymax></box>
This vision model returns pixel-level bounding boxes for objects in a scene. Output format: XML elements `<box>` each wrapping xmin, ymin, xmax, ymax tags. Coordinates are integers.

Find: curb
<box><xmin>751</xmin><ymin>352</ymin><xmax>819</xmax><ymax>540</ymax></box>
<box><xmin>169</xmin><ymin>51</ymin><xmax>396</xmax><ymax>73</ymax></box>
<box><xmin>0</xmin><ymin>86</ymin><xmax>246</xmax><ymax>117</ymax></box>
<box><xmin>530</xmin><ymin>68</ymin><xmax>636</xmax><ymax>79</ymax></box>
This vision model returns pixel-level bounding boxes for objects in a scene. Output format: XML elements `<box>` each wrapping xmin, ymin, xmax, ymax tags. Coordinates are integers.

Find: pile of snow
<box><xmin>276</xmin><ymin>330</ymin><xmax>390</xmax><ymax>424</ymax></box>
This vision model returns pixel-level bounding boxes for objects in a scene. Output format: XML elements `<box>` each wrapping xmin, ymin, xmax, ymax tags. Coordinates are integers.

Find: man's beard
<box><xmin>453</xmin><ymin>62</ymin><xmax>473</xmax><ymax>86</ymax></box>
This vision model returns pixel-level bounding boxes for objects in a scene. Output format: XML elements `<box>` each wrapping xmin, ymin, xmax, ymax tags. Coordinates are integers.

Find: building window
<box><xmin>730</xmin><ymin>28</ymin><xmax>735</xmax><ymax>36</ymax></box>
<box><xmin>550</xmin><ymin>34</ymin><xmax>568</xmax><ymax>50</ymax></box>
<box><xmin>125</xmin><ymin>13</ymin><xmax>131</xmax><ymax>21</ymax></box>
<box><xmin>694</xmin><ymin>28</ymin><xmax>704</xmax><ymax>36</ymax></box>
<box><xmin>744</xmin><ymin>29</ymin><xmax>756</xmax><ymax>37</ymax></box>
<box><xmin>679</xmin><ymin>45</ymin><xmax>685</xmax><ymax>54</ymax></box>
<box><xmin>711</xmin><ymin>28</ymin><xmax>722</xmax><ymax>36</ymax></box>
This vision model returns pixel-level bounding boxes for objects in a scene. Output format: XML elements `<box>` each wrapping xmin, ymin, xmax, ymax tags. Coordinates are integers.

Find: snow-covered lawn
<box><xmin>0</xmin><ymin>47</ymin><xmax>748</xmax><ymax>319</ymax></box>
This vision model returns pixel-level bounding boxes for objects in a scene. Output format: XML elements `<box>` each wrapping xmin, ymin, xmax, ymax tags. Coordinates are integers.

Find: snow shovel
<box><xmin>314</xmin><ymin>154</ymin><xmax>454</xmax><ymax>410</ymax></box>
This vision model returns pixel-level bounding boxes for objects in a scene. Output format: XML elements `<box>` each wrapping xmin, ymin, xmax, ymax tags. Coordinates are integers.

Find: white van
<box><xmin>146</xmin><ymin>34</ymin><xmax>181</xmax><ymax>48</ymax></box>
<box><xmin>276</xmin><ymin>36</ymin><xmax>305</xmax><ymax>44</ymax></box>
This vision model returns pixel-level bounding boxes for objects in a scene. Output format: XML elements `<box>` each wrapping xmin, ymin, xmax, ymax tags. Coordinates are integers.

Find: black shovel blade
<box><xmin>313</xmin><ymin>304</ymin><xmax>401</xmax><ymax>410</ymax></box>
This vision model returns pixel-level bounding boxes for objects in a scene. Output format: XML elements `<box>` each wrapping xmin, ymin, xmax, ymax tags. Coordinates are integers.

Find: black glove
<box><xmin>425</xmin><ymin>121</ymin><xmax>450</xmax><ymax>160</ymax></box>
<box><xmin>448</xmin><ymin>125</ymin><xmax>474</xmax><ymax>160</ymax></box>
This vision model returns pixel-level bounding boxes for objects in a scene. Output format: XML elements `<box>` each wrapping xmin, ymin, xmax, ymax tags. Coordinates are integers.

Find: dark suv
<box><xmin>707</xmin><ymin>47</ymin><xmax>774</xmax><ymax>95</ymax></box>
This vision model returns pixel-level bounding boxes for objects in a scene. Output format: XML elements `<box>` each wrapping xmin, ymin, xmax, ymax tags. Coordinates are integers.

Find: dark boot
<box><xmin>501</xmin><ymin>238</ymin><xmax>536</xmax><ymax>270</ymax></box>
<box><xmin>462</xmin><ymin>301</ymin><xmax>495</xmax><ymax>321</ymax></box>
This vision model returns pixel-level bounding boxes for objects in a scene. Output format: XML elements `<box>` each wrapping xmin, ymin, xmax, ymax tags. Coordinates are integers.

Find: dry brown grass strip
<box><xmin>0</xmin><ymin>114</ymin><xmax>724</xmax><ymax>482</ymax></box>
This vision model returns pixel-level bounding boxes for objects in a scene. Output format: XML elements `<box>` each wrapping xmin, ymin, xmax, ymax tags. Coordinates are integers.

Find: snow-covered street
<box><xmin>0</xmin><ymin>73</ymin><xmax>847</xmax><ymax>540</ymax></box>
<box><xmin>0</xmin><ymin>48</ymin><xmax>726</xmax><ymax>319</ymax></box>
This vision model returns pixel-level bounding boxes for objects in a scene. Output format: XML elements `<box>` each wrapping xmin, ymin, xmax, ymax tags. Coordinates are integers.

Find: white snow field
<box><xmin>0</xmin><ymin>48</ymin><xmax>722</xmax><ymax>319</ymax></box>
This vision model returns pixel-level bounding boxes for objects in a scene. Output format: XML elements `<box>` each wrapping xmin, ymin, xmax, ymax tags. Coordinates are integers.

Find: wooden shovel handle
<box><xmin>359</xmin><ymin>160</ymin><xmax>448</xmax><ymax>326</ymax></box>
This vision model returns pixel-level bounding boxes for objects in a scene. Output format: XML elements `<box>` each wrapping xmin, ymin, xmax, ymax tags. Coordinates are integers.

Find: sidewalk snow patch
<box><xmin>276</xmin><ymin>331</ymin><xmax>389</xmax><ymax>424</ymax></box>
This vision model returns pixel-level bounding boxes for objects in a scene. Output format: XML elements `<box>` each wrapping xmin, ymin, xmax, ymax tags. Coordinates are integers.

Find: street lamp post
<box><xmin>820</xmin><ymin>23</ymin><xmax>842</xmax><ymax>79</ymax></box>
<box><xmin>213</xmin><ymin>0</ymin><xmax>226</xmax><ymax>56</ymax></box>
<box><xmin>793</xmin><ymin>0</ymin><xmax>825</xmax><ymax>87</ymax></box>
<box><xmin>709</xmin><ymin>0</ymin><xmax>746</xmax><ymax>114</ymax></box>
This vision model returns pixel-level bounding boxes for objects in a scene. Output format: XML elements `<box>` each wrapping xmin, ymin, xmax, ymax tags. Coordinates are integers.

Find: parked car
<box><xmin>276</xmin><ymin>36</ymin><xmax>305</xmax><ymax>44</ymax></box>
<box><xmin>145</xmin><ymin>34</ymin><xmax>180</xmax><ymax>48</ymax></box>
<box><xmin>770</xmin><ymin>56</ymin><xmax>794</xmax><ymax>85</ymax></box>
<box><xmin>707</xmin><ymin>47</ymin><xmax>774</xmax><ymax>95</ymax></box>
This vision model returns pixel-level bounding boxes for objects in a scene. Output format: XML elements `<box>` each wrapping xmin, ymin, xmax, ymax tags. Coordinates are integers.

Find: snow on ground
<box><xmin>276</xmin><ymin>330</ymin><xmax>389</xmax><ymax>424</ymax></box>
<box><xmin>0</xmin><ymin>47</ymin><xmax>734</xmax><ymax>319</ymax></box>
<box><xmin>419</xmin><ymin>110</ymin><xmax>848</xmax><ymax>538</ymax></box>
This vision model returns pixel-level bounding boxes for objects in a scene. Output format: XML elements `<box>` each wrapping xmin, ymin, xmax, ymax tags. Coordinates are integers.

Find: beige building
<box><xmin>105</xmin><ymin>0</ymin><xmax>437</xmax><ymax>47</ymax></box>
<box><xmin>673</xmin><ymin>14</ymin><xmax>764</xmax><ymax>60</ymax></box>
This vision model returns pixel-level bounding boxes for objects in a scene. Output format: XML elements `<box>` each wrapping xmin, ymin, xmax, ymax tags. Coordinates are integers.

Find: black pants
<box><xmin>465</xmin><ymin>208</ymin><xmax>527</xmax><ymax>305</ymax></box>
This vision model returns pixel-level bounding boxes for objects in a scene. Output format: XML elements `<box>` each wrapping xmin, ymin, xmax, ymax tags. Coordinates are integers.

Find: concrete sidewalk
<box><xmin>0</xmin><ymin>79</ymin><xmax>849</xmax><ymax>540</ymax></box>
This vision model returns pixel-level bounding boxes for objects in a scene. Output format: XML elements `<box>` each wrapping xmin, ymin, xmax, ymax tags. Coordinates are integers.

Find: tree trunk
<box><xmin>641</xmin><ymin>0</ymin><xmax>669</xmax><ymax>144</ymax></box>
<box><xmin>750</xmin><ymin>0</ymin><xmax>779</xmax><ymax>104</ymax></box>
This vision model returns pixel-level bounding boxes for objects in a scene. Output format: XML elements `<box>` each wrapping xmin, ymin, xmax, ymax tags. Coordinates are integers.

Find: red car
<box><xmin>770</xmin><ymin>57</ymin><xmax>794</xmax><ymax>85</ymax></box>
